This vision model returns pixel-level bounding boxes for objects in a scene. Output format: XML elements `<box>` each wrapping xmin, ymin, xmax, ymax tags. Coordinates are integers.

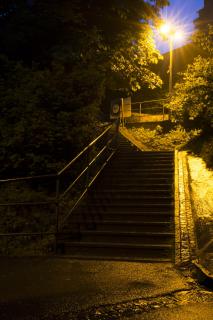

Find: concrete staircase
<box><xmin>57</xmin><ymin>135</ymin><xmax>175</xmax><ymax>261</ymax></box>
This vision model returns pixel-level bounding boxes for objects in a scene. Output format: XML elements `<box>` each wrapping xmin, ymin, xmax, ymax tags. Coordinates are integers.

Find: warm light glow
<box><xmin>158</xmin><ymin>21</ymin><xmax>184</xmax><ymax>42</ymax></box>
<box><xmin>159</xmin><ymin>23</ymin><xmax>172</xmax><ymax>36</ymax></box>
<box><xmin>173</xmin><ymin>31</ymin><xmax>183</xmax><ymax>41</ymax></box>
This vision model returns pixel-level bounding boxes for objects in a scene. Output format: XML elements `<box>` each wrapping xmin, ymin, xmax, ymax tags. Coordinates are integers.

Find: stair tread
<box><xmin>60</xmin><ymin>241</ymin><xmax>173</xmax><ymax>248</ymax></box>
<box><xmin>71</xmin><ymin>220</ymin><xmax>171</xmax><ymax>225</ymax></box>
<box><xmin>79</xmin><ymin>230</ymin><xmax>174</xmax><ymax>236</ymax></box>
<box><xmin>80</xmin><ymin>203</ymin><xmax>174</xmax><ymax>207</ymax></box>
<box><xmin>77</xmin><ymin>206</ymin><xmax>173</xmax><ymax>216</ymax></box>
<box><xmin>90</xmin><ymin>196</ymin><xmax>173</xmax><ymax>199</ymax></box>
<box><xmin>93</xmin><ymin>189</ymin><xmax>173</xmax><ymax>193</ymax></box>
<box><xmin>56</xmin><ymin>255</ymin><xmax>171</xmax><ymax>262</ymax></box>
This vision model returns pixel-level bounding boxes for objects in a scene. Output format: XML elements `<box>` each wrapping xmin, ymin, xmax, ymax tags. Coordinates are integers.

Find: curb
<box><xmin>175</xmin><ymin>151</ymin><xmax>213</xmax><ymax>289</ymax></box>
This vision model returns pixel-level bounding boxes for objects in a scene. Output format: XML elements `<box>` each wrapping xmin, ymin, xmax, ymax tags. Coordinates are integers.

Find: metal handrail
<box><xmin>131</xmin><ymin>98</ymin><xmax>169</xmax><ymax>105</ymax></box>
<box><xmin>0</xmin><ymin>200</ymin><xmax>55</xmax><ymax>206</ymax></box>
<box><xmin>60</xmin><ymin>149</ymin><xmax>116</xmax><ymax>228</ymax></box>
<box><xmin>0</xmin><ymin>173</ymin><xmax>56</xmax><ymax>184</ymax></box>
<box><xmin>58</xmin><ymin>125</ymin><xmax>112</xmax><ymax>175</ymax></box>
<box><xmin>59</xmin><ymin>138</ymin><xmax>113</xmax><ymax>200</ymax></box>
<box><xmin>131</xmin><ymin>99</ymin><xmax>170</xmax><ymax>120</ymax></box>
<box><xmin>0</xmin><ymin>122</ymin><xmax>119</xmax><ymax>248</ymax></box>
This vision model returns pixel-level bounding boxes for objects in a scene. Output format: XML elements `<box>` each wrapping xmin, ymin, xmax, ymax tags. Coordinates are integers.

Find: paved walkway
<box><xmin>124</xmin><ymin>302</ymin><xmax>213</xmax><ymax>320</ymax></box>
<box><xmin>0</xmin><ymin>257</ymin><xmax>212</xmax><ymax>320</ymax></box>
<box><xmin>0</xmin><ymin>258</ymin><xmax>190</xmax><ymax>319</ymax></box>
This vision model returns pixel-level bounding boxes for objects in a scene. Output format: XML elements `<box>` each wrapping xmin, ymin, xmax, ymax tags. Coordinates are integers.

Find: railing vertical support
<box><xmin>139</xmin><ymin>103</ymin><xmax>141</xmax><ymax>115</ymax></box>
<box><xmin>54</xmin><ymin>176</ymin><xmax>60</xmax><ymax>253</ymax></box>
<box><xmin>85</xmin><ymin>147</ymin><xmax>91</xmax><ymax>189</ymax></box>
<box><xmin>121</xmin><ymin>98</ymin><xmax>125</xmax><ymax>127</ymax></box>
<box><xmin>55</xmin><ymin>176</ymin><xmax>60</xmax><ymax>234</ymax></box>
<box><xmin>114</xmin><ymin>118</ymin><xmax>120</xmax><ymax>148</ymax></box>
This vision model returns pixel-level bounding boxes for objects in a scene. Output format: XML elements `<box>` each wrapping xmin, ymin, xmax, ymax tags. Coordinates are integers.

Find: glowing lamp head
<box><xmin>159</xmin><ymin>23</ymin><xmax>172</xmax><ymax>36</ymax></box>
<box><xmin>159</xmin><ymin>22</ymin><xmax>184</xmax><ymax>42</ymax></box>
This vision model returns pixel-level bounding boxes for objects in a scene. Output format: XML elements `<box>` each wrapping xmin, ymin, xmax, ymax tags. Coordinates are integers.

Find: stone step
<box><xmin>97</xmin><ymin>177</ymin><xmax>173</xmax><ymax>184</ymax></box>
<box><xmin>89</xmin><ymin>191</ymin><xmax>173</xmax><ymax>198</ymax></box>
<box><xmin>113</xmin><ymin>160</ymin><xmax>174</xmax><ymax>164</ymax></box>
<box><xmin>86</xmin><ymin>196</ymin><xmax>173</xmax><ymax>205</ymax></box>
<box><xmin>91</xmin><ymin>184</ymin><xmax>173</xmax><ymax>191</ymax></box>
<box><xmin>102</xmin><ymin>170</ymin><xmax>173</xmax><ymax>175</ymax></box>
<box><xmin>89</xmin><ymin>189</ymin><xmax>173</xmax><ymax>196</ymax></box>
<box><xmin>67</xmin><ymin>220</ymin><xmax>173</xmax><ymax>233</ymax></box>
<box><xmin>79</xmin><ymin>203</ymin><xmax>174</xmax><ymax>212</ymax></box>
<box><xmin>72</xmin><ymin>211</ymin><xmax>173</xmax><ymax>222</ymax></box>
<box><xmin>108</xmin><ymin>163</ymin><xmax>174</xmax><ymax>169</ymax></box>
<box><xmin>117</xmin><ymin>150</ymin><xmax>173</xmax><ymax>154</ymax></box>
<box><xmin>115</xmin><ymin>151</ymin><xmax>173</xmax><ymax>155</ymax></box>
<box><xmin>55</xmin><ymin>255</ymin><xmax>171</xmax><ymax>262</ymax></box>
<box><xmin>57</xmin><ymin>241</ymin><xmax>173</xmax><ymax>260</ymax></box>
<box><xmin>114</xmin><ymin>154</ymin><xmax>174</xmax><ymax>161</ymax></box>
<box><xmin>80</xmin><ymin>231</ymin><xmax>174</xmax><ymax>244</ymax></box>
<box><xmin>103</xmin><ymin>169</ymin><xmax>174</xmax><ymax>175</ymax></box>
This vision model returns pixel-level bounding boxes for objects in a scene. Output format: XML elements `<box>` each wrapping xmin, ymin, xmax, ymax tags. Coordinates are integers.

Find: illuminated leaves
<box><xmin>166</xmin><ymin>54</ymin><xmax>213</xmax><ymax>130</ymax></box>
<box><xmin>193</xmin><ymin>25</ymin><xmax>213</xmax><ymax>57</ymax></box>
<box><xmin>109</xmin><ymin>29</ymin><xmax>163</xmax><ymax>92</ymax></box>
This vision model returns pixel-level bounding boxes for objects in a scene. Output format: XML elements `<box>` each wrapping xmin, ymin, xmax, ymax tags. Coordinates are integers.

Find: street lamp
<box><xmin>159</xmin><ymin>23</ymin><xmax>183</xmax><ymax>95</ymax></box>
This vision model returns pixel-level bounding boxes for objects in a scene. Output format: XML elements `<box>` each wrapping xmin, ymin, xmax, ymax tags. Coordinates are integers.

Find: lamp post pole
<box><xmin>159</xmin><ymin>22</ymin><xmax>183</xmax><ymax>96</ymax></box>
<box><xmin>169</xmin><ymin>36</ymin><xmax>173</xmax><ymax>95</ymax></box>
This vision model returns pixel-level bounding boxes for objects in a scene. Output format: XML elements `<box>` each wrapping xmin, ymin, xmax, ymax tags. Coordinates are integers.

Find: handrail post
<box><xmin>55</xmin><ymin>176</ymin><xmax>60</xmax><ymax>253</ymax></box>
<box><xmin>85</xmin><ymin>147</ymin><xmax>91</xmax><ymax>188</ymax></box>
<box><xmin>139</xmin><ymin>103</ymin><xmax>141</xmax><ymax>115</ymax></box>
<box><xmin>55</xmin><ymin>176</ymin><xmax>60</xmax><ymax>234</ymax></box>
<box><xmin>114</xmin><ymin>118</ymin><xmax>120</xmax><ymax>148</ymax></box>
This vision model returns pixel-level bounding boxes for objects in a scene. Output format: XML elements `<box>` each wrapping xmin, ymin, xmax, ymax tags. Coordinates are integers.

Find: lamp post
<box><xmin>169</xmin><ymin>36</ymin><xmax>173</xmax><ymax>95</ymax></box>
<box><xmin>159</xmin><ymin>23</ymin><xmax>183</xmax><ymax>95</ymax></box>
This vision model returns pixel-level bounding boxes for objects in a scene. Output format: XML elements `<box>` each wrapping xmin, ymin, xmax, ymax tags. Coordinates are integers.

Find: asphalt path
<box><xmin>124</xmin><ymin>303</ymin><xmax>213</xmax><ymax>320</ymax></box>
<box><xmin>0</xmin><ymin>257</ymin><xmax>189</xmax><ymax>319</ymax></box>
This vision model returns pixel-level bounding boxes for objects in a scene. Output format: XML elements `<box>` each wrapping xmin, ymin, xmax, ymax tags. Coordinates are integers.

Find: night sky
<box><xmin>156</xmin><ymin>0</ymin><xmax>204</xmax><ymax>53</ymax></box>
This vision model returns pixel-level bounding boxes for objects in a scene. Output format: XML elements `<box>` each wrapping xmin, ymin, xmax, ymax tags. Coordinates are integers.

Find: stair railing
<box><xmin>0</xmin><ymin>121</ymin><xmax>119</xmax><ymax>253</ymax></box>
<box><xmin>131</xmin><ymin>98</ymin><xmax>169</xmax><ymax>121</ymax></box>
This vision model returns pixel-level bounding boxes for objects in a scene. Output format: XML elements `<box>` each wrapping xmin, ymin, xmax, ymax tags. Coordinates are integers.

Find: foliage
<box><xmin>129</xmin><ymin>125</ymin><xmax>200</xmax><ymax>150</ymax></box>
<box><xmin>165</xmin><ymin>26</ymin><xmax>213</xmax><ymax>132</ymax></box>
<box><xmin>193</xmin><ymin>24</ymin><xmax>213</xmax><ymax>56</ymax></box>
<box><xmin>0</xmin><ymin>0</ymin><xmax>168</xmax><ymax>177</ymax></box>
<box><xmin>0</xmin><ymin>55</ymin><xmax>102</xmax><ymax>176</ymax></box>
<box><xmin>110</xmin><ymin>26</ymin><xmax>163</xmax><ymax>92</ymax></box>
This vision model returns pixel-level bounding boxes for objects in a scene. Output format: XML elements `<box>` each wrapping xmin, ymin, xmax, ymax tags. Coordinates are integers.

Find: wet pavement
<box><xmin>123</xmin><ymin>302</ymin><xmax>213</xmax><ymax>320</ymax></box>
<box><xmin>0</xmin><ymin>257</ymin><xmax>212</xmax><ymax>319</ymax></box>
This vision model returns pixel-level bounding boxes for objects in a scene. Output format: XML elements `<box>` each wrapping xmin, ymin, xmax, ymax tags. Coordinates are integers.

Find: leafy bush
<box><xmin>129</xmin><ymin>126</ymin><xmax>200</xmax><ymax>150</ymax></box>
<box><xmin>164</xmin><ymin>26</ymin><xmax>213</xmax><ymax>133</ymax></box>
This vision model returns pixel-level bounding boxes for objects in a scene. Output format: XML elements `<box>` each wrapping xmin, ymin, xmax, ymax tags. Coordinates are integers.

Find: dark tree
<box><xmin>0</xmin><ymin>0</ymin><xmax>169</xmax><ymax>177</ymax></box>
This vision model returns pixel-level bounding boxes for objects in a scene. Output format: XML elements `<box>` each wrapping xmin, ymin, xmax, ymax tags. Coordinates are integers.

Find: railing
<box><xmin>131</xmin><ymin>99</ymin><xmax>169</xmax><ymax>121</ymax></box>
<box><xmin>0</xmin><ymin>121</ymin><xmax>119</xmax><ymax>253</ymax></box>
